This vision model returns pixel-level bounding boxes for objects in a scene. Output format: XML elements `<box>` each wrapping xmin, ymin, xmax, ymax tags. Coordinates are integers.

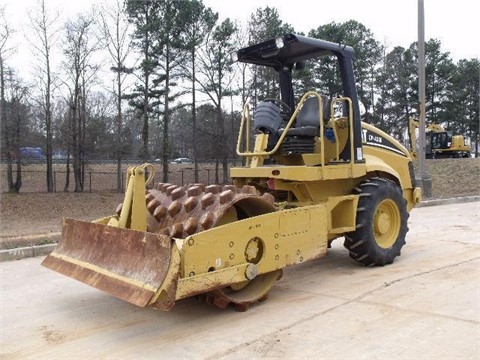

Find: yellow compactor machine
<box><xmin>42</xmin><ymin>34</ymin><xmax>422</xmax><ymax>311</ymax></box>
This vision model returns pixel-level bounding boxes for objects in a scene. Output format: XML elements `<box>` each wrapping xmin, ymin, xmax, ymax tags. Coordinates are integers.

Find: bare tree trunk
<box><xmin>64</xmin><ymin>145</ymin><xmax>71</xmax><ymax>192</ymax></box>
<box><xmin>24</xmin><ymin>0</ymin><xmax>62</xmax><ymax>192</ymax></box>
<box><xmin>63</xmin><ymin>15</ymin><xmax>99</xmax><ymax>192</ymax></box>
<box><xmin>80</xmin><ymin>75</ymin><xmax>86</xmax><ymax>189</ymax></box>
<box><xmin>141</xmin><ymin>78</ymin><xmax>149</xmax><ymax>161</ymax></box>
<box><xmin>116</xmin><ymin>72</ymin><xmax>122</xmax><ymax>191</ymax></box>
<box><xmin>216</xmin><ymin>62</ymin><xmax>228</xmax><ymax>183</ymax></box>
<box><xmin>0</xmin><ymin>9</ymin><xmax>17</xmax><ymax>192</ymax></box>
<box><xmin>14</xmin><ymin>157</ymin><xmax>22</xmax><ymax>193</ymax></box>
<box><xmin>72</xmin><ymin>86</ymin><xmax>83</xmax><ymax>192</ymax></box>
<box><xmin>218</xmin><ymin>105</ymin><xmax>228</xmax><ymax>184</ymax></box>
<box><xmin>191</xmin><ymin>48</ymin><xmax>199</xmax><ymax>182</ymax></box>
<box><xmin>6</xmin><ymin>92</ymin><xmax>26</xmax><ymax>193</ymax></box>
<box><xmin>214</xmin><ymin>158</ymin><xmax>219</xmax><ymax>184</ymax></box>
<box><xmin>14</xmin><ymin>102</ymin><xmax>22</xmax><ymax>192</ymax></box>
<box><xmin>141</xmin><ymin>33</ymin><xmax>150</xmax><ymax>162</ymax></box>
<box><xmin>99</xmin><ymin>0</ymin><xmax>132</xmax><ymax>191</ymax></box>
<box><xmin>0</xmin><ymin>54</ymin><xmax>15</xmax><ymax>191</ymax></box>
<box><xmin>161</xmin><ymin>43</ymin><xmax>171</xmax><ymax>183</ymax></box>
<box><xmin>64</xmin><ymin>163</ymin><xmax>71</xmax><ymax>192</ymax></box>
<box><xmin>45</xmin><ymin>83</ymin><xmax>54</xmax><ymax>192</ymax></box>
<box><xmin>115</xmin><ymin>55</ymin><xmax>122</xmax><ymax>191</ymax></box>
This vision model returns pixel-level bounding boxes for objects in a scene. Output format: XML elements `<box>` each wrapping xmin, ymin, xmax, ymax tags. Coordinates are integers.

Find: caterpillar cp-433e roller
<box><xmin>42</xmin><ymin>34</ymin><xmax>422</xmax><ymax>311</ymax></box>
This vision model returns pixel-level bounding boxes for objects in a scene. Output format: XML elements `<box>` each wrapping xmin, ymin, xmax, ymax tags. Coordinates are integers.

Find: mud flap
<box><xmin>42</xmin><ymin>218</ymin><xmax>174</xmax><ymax>307</ymax></box>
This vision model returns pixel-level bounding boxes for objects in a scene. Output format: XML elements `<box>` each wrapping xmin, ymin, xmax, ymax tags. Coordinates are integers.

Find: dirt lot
<box><xmin>0</xmin><ymin>158</ymin><xmax>479</xmax><ymax>249</ymax></box>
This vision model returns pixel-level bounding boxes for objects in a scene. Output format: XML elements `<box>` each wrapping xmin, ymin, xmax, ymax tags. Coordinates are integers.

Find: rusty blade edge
<box><xmin>42</xmin><ymin>252</ymin><xmax>156</xmax><ymax>307</ymax></box>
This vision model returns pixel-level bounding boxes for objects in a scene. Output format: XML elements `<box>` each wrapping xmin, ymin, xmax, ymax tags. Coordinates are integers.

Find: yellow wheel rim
<box><xmin>373</xmin><ymin>199</ymin><xmax>401</xmax><ymax>248</ymax></box>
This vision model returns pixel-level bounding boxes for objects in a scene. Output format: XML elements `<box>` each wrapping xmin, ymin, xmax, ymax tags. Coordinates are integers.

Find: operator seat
<box><xmin>281</xmin><ymin>95</ymin><xmax>330</xmax><ymax>154</ymax></box>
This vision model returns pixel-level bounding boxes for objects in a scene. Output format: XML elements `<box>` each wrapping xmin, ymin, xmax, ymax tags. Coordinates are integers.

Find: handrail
<box><xmin>236</xmin><ymin>93</ymin><xmax>355</xmax><ymax>169</ymax></box>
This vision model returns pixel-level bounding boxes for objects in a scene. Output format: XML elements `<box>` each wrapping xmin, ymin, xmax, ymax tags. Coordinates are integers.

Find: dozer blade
<box><xmin>42</xmin><ymin>218</ymin><xmax>172</xmax><ymax>307</ymax></box>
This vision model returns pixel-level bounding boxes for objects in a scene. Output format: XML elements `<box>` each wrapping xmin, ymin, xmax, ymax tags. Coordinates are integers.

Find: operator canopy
<box><xmin>232</xmin><ymin>33</ymin><xmax>356</xmax><ymax>71</ymax></box>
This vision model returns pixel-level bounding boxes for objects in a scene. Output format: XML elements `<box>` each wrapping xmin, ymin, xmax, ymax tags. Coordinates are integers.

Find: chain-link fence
<box><xmin>0</xmin><ymin>162</ymin><xmax>233</xmax><ymax>193</ymax></box>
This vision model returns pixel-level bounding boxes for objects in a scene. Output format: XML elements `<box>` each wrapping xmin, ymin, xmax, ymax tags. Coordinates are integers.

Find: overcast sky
<box><xmin>202</xmin><ymin>0</ymin><xmax>479</xmax><ymax>61</ymax></box>
<box><xmin>2</xmin><ymin>0</ymin><xmax>479</xmax><ymax>75</ymax></box>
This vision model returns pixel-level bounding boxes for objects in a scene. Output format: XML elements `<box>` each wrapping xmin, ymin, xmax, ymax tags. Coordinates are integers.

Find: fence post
<box><xmin>53</xmin><ymin>171</ymin><xmax>56</xmax><ymax>193</ymax></box>
<box><xmin>89</xmin><ymin>172</ymin><xmax>92</xmax><ymax>193</ymax></box>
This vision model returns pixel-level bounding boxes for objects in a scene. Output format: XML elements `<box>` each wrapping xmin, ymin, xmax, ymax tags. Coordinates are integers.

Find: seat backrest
<box><xmin>253</xmin><ymin>101</ymin><xmax>282</xmax><ymax>134</ymax></box>
<box><xmin>296</xmin><ymin>95</ymin><xmax>330</xmax><ymax>128</ymax></box>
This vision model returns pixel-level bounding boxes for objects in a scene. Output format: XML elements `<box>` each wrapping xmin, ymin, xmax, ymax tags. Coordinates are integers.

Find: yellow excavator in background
<box><xmin>408</xmin><ymin>117</ymin><xmax>471</xmax><ymax>159</ymax></box>
<box><xmin>42</xmin><ymin>34</ymin><xmax>422</xmax><ymax>312</ymax></box>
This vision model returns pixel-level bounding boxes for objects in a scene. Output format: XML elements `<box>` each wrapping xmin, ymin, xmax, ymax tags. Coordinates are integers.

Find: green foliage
<box><xmin>247</xmin><ymin>7</ymin><xmax>294</xmax><ymax>101</ymax></box>
<box><xmin>448</xmin><ymin>58</ymin><xmax>479</xmax><ymax>138</ymax></box>
<box><xmin>307</xmin><ymin>20</ymin><xmax>383</xmax><ymax>118</ymax></box>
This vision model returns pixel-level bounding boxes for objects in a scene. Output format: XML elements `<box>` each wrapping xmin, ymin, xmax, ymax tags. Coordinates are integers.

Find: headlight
<box><xmin>230</xmin><ymin>51</ymin><xmax>239</xmax><ymax>62</ymax></box>
<box><xmin>275</xmin><ymin>37</ymin><xmax>284</xmax><ymax>49</ymax></box>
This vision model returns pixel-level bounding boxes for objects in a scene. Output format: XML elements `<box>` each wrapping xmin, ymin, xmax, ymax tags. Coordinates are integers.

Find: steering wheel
<box><xmin>263</xmin><ymin>98</ymin><xmax>291</xmax><ymax>113</ymax></box>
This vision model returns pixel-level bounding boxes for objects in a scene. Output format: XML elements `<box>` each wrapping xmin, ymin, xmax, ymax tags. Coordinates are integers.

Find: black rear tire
<box><xmin>344</xmin><ymin>177</ymin><xmax>409</xmax><ymax>266</ymax></box>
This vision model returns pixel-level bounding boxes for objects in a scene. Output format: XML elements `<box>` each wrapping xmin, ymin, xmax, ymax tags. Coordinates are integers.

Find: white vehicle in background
<box><xmin>169</xmin><ymin>157</ymin><xmax>193</xmax><ymax>164</ymax></box>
